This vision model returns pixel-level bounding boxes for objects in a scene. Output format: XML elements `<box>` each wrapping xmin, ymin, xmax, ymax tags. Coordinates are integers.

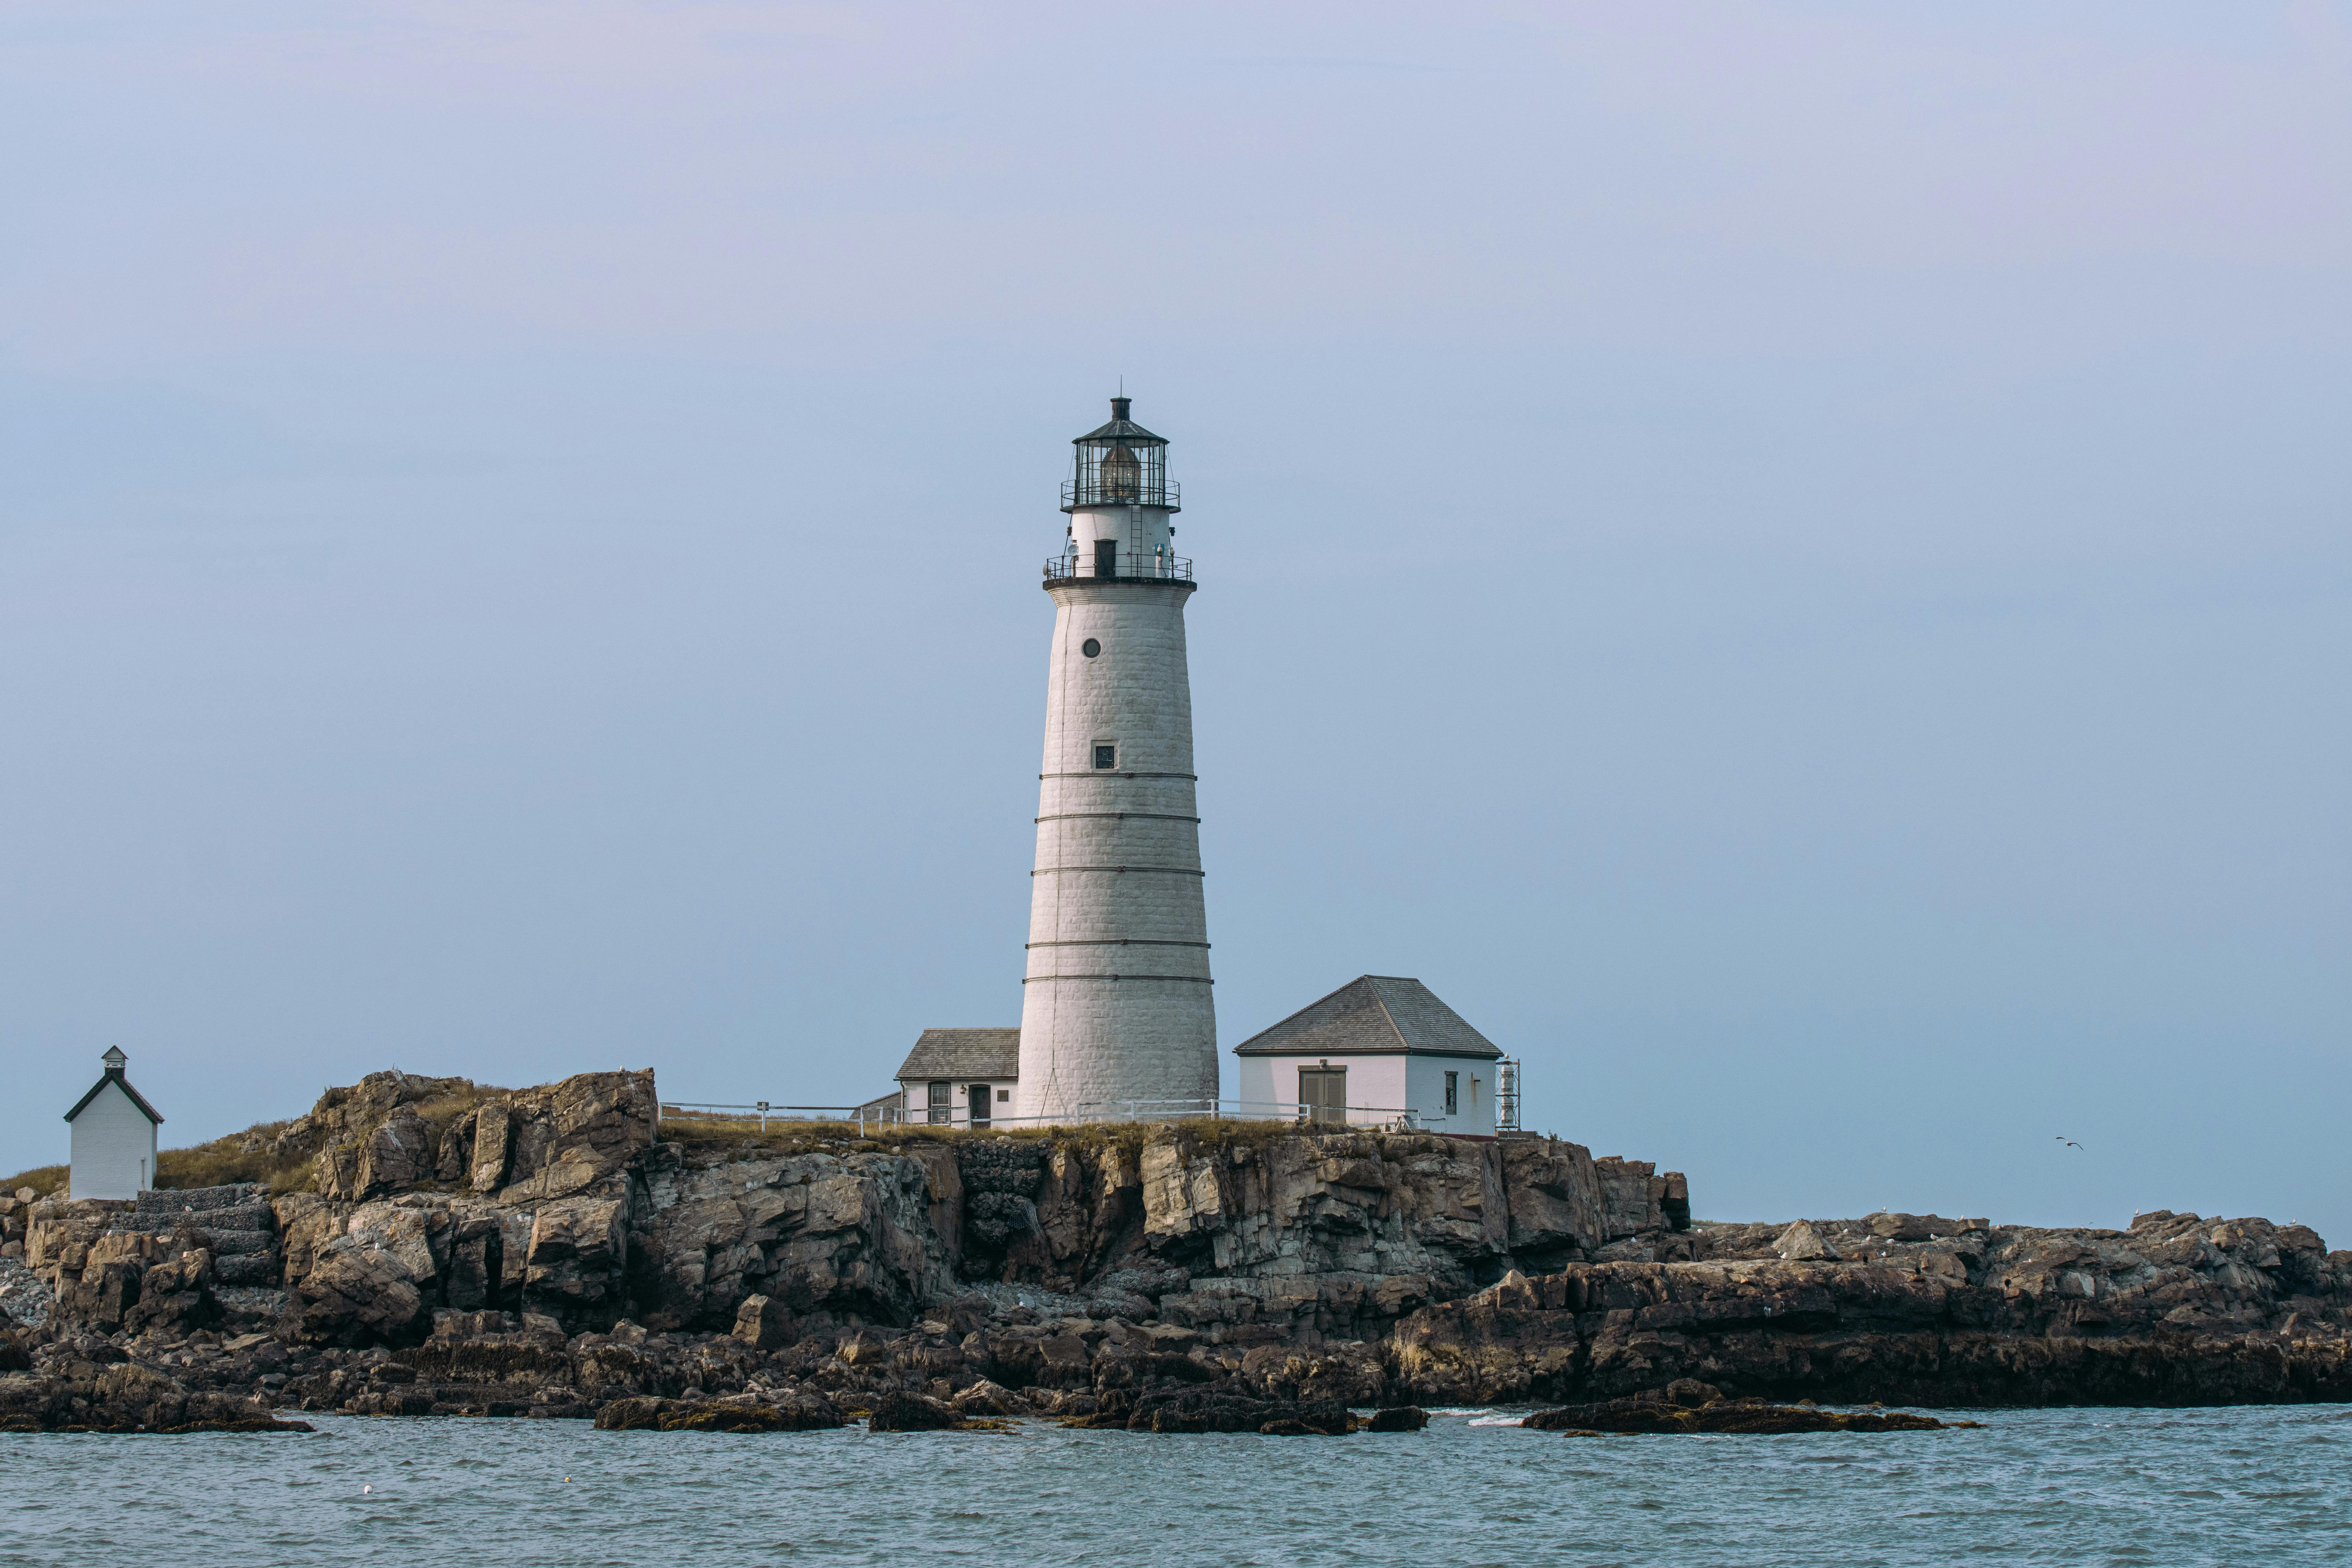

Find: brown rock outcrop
<box><xmin>1388</xmin><ymin>1216</ymin><xmax>2352</xmax><ymax>1408</ymax></box>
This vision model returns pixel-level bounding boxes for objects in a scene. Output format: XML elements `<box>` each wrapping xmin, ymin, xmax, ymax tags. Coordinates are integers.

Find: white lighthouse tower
<box><xmin>1015</xmin><ymin>397</ymin><xmax>1218</xmax><ymax>1122</ymax></box>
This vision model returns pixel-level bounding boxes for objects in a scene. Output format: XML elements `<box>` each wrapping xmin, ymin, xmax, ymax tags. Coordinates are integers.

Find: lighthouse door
<box><xmin>1299</xmin><ymin>1067</ymin><xmax>1347</xmax><ymax>1126</ymax></box>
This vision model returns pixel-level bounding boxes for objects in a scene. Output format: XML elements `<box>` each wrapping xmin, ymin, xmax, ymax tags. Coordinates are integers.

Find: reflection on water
<box><xmin>2</xmin><ymin>1405</ymin><xmax>2348</xmax><ymax>1567</ymax></box>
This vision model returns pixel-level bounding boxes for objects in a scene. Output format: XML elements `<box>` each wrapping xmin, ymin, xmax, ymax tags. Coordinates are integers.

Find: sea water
<box><xmin>3</xmin><ymin>1405</ymin><xmax>2346</xmax><ymax>1567</ymax></box>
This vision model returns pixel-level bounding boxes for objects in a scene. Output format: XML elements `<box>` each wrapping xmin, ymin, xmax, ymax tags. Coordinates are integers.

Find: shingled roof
<box><xmin>1231</xmin><ymin>976</ymin><xmax>1502</xmax><ymax>1060</ymax></box>
<box><xmin>895</xmin><ymin>1027</ymin><xmax>1020</xmax><ymax>1081</ymax></box>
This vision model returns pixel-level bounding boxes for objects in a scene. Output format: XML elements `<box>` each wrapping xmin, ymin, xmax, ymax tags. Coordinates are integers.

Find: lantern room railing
<box><xmin>1043</xmin><ymin>554</ymin><xmax>1193</xmax><ymax>584</ymax></box>
<box><xmin>1061</xmin><ymin>477</ymin><xmax>1180</xmax><ymax>512</ymax></box>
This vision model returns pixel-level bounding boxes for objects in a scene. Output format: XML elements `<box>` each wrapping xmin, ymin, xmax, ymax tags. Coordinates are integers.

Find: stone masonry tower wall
<box><xmin>1017</xmin><ymin>400</ymin><xmax>1217</xmax><ymax>1120</ymax></box>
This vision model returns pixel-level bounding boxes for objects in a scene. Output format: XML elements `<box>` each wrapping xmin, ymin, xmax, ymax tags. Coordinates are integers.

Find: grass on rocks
<box><xmin>0</xmin><ymin>1163</ymin><xmax>66</xmax><ymax>1198</ymax></box>
<box><xmin>8</xmin><ymin>1103</ymin><xmax>1475</xmax><ymax>1202</ymax></box>
<box><xmin>155</xmin><ymin>1123</ymin><xmax>316</xmax><ymax>1192</ymax></box>
<box><xmin>651</xmin><ymin>1111</ymin><xmax>1440</xmax><ymax>1164</ymax></box>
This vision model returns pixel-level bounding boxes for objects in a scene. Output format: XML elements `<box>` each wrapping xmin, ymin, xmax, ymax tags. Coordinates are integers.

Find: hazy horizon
<box><xmin>3</xmin><ymin>3</ymin><xmax>2345</xmax><ymax>1242</ymax></box>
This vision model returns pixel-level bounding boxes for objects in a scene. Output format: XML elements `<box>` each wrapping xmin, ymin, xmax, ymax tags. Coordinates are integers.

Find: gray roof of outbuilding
<box><xmin>1231</xmin><ymin>975</ymin><xmax>1503</xmax><ymax>1060</ymax></box>
<box><xmin>895</xmin><ymin>1028</ymin><xmax>1021</xmax><ymax>1081</ymax></box>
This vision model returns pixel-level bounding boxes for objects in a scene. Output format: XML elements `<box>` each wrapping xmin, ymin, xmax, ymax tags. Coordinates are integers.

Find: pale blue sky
<box><xmin>3</xmin><ymin>3</ymin><xmax>2347</xmax><ymax>1241</ymax></box>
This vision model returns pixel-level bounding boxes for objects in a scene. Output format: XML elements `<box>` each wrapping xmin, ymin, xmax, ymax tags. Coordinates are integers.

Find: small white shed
<box><xmin>1232</xmin><ymin>975</ymin><xmax>1503</xmax><ymax>1135</ymax></box>
<box><xmin>894</xmin><ymin>1027</ymin><xmax>1020</xmax><ymax>1129</ymax></box>
<box><xmin>66</xmin><ymin>1047</ymin><xmax>164</xmax><ymax>1199</ymax></box>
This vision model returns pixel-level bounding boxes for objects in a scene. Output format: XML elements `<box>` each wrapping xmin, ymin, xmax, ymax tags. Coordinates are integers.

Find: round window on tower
<box><xmin>1081</xmin><ymin>638</ymin><xmax>1102</xmax><ymax>658</ymax></box>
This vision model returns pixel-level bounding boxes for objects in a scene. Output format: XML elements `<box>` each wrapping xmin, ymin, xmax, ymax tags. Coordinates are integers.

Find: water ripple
<box><xmin>1</xmin><ymin>1406</ymin><xmax>2347</xmax><ymax>1566</ymax></box>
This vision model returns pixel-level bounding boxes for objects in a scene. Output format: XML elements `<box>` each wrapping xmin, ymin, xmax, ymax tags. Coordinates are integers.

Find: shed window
<box><xmin>927</xmin><ymin>1080</ymin><xmax>950</xmax><ymax>1126</ymax></box>
<box><xmin>996</xmin><ymin>1089</ymin><xmax>1011</xmax><ymax>1103</ymax></box>
<box><xmin>1444</xmin><ymin>1071</ymin><xmax>1458</xmax><ymax>1116</ymax></box>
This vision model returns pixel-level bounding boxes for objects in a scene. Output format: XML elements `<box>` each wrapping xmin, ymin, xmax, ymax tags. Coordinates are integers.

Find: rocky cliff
<box><xmin>1392</xmin><ymin>1210</ymin><xmax>2352</xmax><ymax>1409</ymax></box>
<box><xmin>5</xmin><ymin>1067</ymin><xmax>2347</xmax><ymax>1431</ymax></box>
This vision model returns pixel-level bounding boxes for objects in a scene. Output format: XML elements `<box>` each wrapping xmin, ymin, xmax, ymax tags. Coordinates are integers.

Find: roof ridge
<box><xmin>1232</xmin><ymin>974</ymin><xmax>1380</xmax><ymax>1050</ymax></box>
<box><xmin>1365</xmin><ymin>977</ymin><xmax>1413</xmax><ymax>1051</ymax></box>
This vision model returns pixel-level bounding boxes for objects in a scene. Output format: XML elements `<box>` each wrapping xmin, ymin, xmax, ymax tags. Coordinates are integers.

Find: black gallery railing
<box><xmin>1043</xmin><ymin>554</ymin><xmax>1193</xmax><ymax>583</ymax></box>
<box><xmin>1061</xmin><ymin>478</ymin><xmax>1181</xmax><ymax>510</ymax></box>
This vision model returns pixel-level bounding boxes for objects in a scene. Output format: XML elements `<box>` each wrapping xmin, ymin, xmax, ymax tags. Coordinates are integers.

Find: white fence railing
<box><xmin>659</xmin><ymin>1101</ymin><xmax>906</xmax><ymax>1133</ymax></box>
<box><xmin>657</xmin><ymin>1098</ymin><xmax>1421</xmax><ymax>1135</ymax></box>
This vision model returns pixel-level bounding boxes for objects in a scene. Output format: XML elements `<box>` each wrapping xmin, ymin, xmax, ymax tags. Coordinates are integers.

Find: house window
<box><xmin>1093</xmin><ymin>744</ymin><xmax>1117</xmax><ymax>770</ymax></box>
<box><xmin>1444</xmin><ymin>1071</ymin><xmax>1458</xmax><ymax>1116</ymax></box>
<box><xmin>927</xmin><ymin>1080</ymin><xmax>950</xmax><ymax>1126</ymax></box>
<box><xmin>996</xmin><ymin>1089</ymin><xmax>1011</xmax><ymax>1103</ymax></box>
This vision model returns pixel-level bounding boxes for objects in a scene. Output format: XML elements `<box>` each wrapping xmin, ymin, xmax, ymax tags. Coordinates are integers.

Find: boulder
<box><xmin>298</xmin><ymin>1241</ymin><xmax>428</xmax><ymax>1345</ymax></box>
<box><xmin>1500</xmin><ymin>1140</ymin><xmax>1607</xmax><ymax>1266</ymax></box>
<box><xmin>1775</xmin><ymin>1221</ymin><xmax>1839</xmax><ymax>1261</ymax></box>
<box><xmin>124</xmin><ymin>1250</ymin><xmax>220</xmax><ymax>1334</ymax></box>
<box><xmin>1527</xmin><ymin>1389</ymin><xmax>1956</xmax><ymax>1435</ymax></box>
<box><xmin>51</xmin><ymin>1261</ymin><xmax>143</xmax><ymax>1332</ymax></box>
<box><xmin>1592</xmin><ymin>1157</ymin><xmax>1669</xmax><ymax>1239</ymax></box>
<box><xmin>496</xmin><ymin>1072</ymin><xmax>657</xmax><ymax>1202</ymax></box>
<box><xmin>1122</xmin><ymin>1386</ymin><xmax>1355</xmax><ymax>1435</ymax></box>
<box><xmin>866</xmin><ymin>1390</ymin><xmax>960</xmax><ymax>1431</ymax></box>
<box><xmin>524</xmin><ymin>1197</ymin><xmax>628</xmax><ymax>1311</ymax></box>
<box><xmin>732</xmin><ymin>1294</ymin><xmax>794</xmax><ymax>1352</ymax></box>
<box><xmin>472</xmin><ymin>1104</ymin><xmax>515</xmax><ymax>1192</ymax></box>
<box><xmin>951</xmin><ymin>1378</ymin><xmax>1020</xmax><ymax>1416</ymax></box>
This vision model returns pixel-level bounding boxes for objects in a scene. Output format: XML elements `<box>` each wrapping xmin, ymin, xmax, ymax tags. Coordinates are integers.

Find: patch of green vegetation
<box><xmin>652</xmin><ymin>1111</ymin><xmax>1422</xmax><ymax>1165</ymax></box>
<box><xmin>655</xmin><ymin>1115</ymin><xmax>969</xmax><ymax>1161</ymax></box>
<box><xmin>154</xmin><ymin>1121</ymin><xmax>317</xmax><ymax>1193</ymax></box>
<box><xmin>0</xmin><ymin>1164</ymin><xmax>66</xmax><ymax>1198</ymax></box>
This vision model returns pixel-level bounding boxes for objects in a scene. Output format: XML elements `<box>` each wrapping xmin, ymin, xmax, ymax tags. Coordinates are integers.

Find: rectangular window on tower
<box><xmin>1093</xmin><ymin>743</ymin><xmax>1118</xmax><ymax>770</ymax></box>
<box><xmin>1444</xmin><ymin>1071</ymin><xmax>1458</xmax><ymax>1116</ymax></box>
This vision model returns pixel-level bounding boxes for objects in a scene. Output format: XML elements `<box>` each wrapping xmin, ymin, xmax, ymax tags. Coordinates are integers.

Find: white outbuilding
<box><xmin>894</xmin><ymin>1028</ymin><xmax>1021</xmax><ymax>1129</ymax></box>
<box><xmin>1232</xmin><ymin>976</ymin><xmax>1504</xmax><ymax>1135</ymax></box>
<box><xmin>65</xmin><ymin>1046</ymin><xmax>164</xmax><ymax>1199</ymax></box>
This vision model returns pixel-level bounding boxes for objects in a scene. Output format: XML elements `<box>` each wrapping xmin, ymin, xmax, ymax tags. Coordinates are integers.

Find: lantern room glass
<box><xmin>1062</xmin><ymin>396</ymin><xmax>1178</xmax><ymax>513</ymax></box>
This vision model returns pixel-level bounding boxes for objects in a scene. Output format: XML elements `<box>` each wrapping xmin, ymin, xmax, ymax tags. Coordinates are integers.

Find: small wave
<box><xmin>1465</xmin><ymin>1414</ymin><xmax>1526</xmax><ymax>1427</ymax></box>
<box><xmin>1425</xmin><ymin>1407</ymin><xmax>1494</xmax><ymax>1418</ymax></box>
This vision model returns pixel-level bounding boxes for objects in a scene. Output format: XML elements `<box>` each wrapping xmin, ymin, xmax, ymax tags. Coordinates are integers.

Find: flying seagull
<box><xmin>2057</xmin><ymin>1137</ymin><xmax>2086</xmax><ymax>1151</ymax></box>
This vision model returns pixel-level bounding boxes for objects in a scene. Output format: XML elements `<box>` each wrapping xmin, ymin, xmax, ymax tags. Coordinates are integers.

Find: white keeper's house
<box><xmin>1232</xmin><ymin>976</ymin><xmax>1502</xmax><ymax>1136</ymax></box>
<box><xmin>64</xmin><ymin>1046</ymin><xmax>165</xmax><ymax>1199</ymax></box>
